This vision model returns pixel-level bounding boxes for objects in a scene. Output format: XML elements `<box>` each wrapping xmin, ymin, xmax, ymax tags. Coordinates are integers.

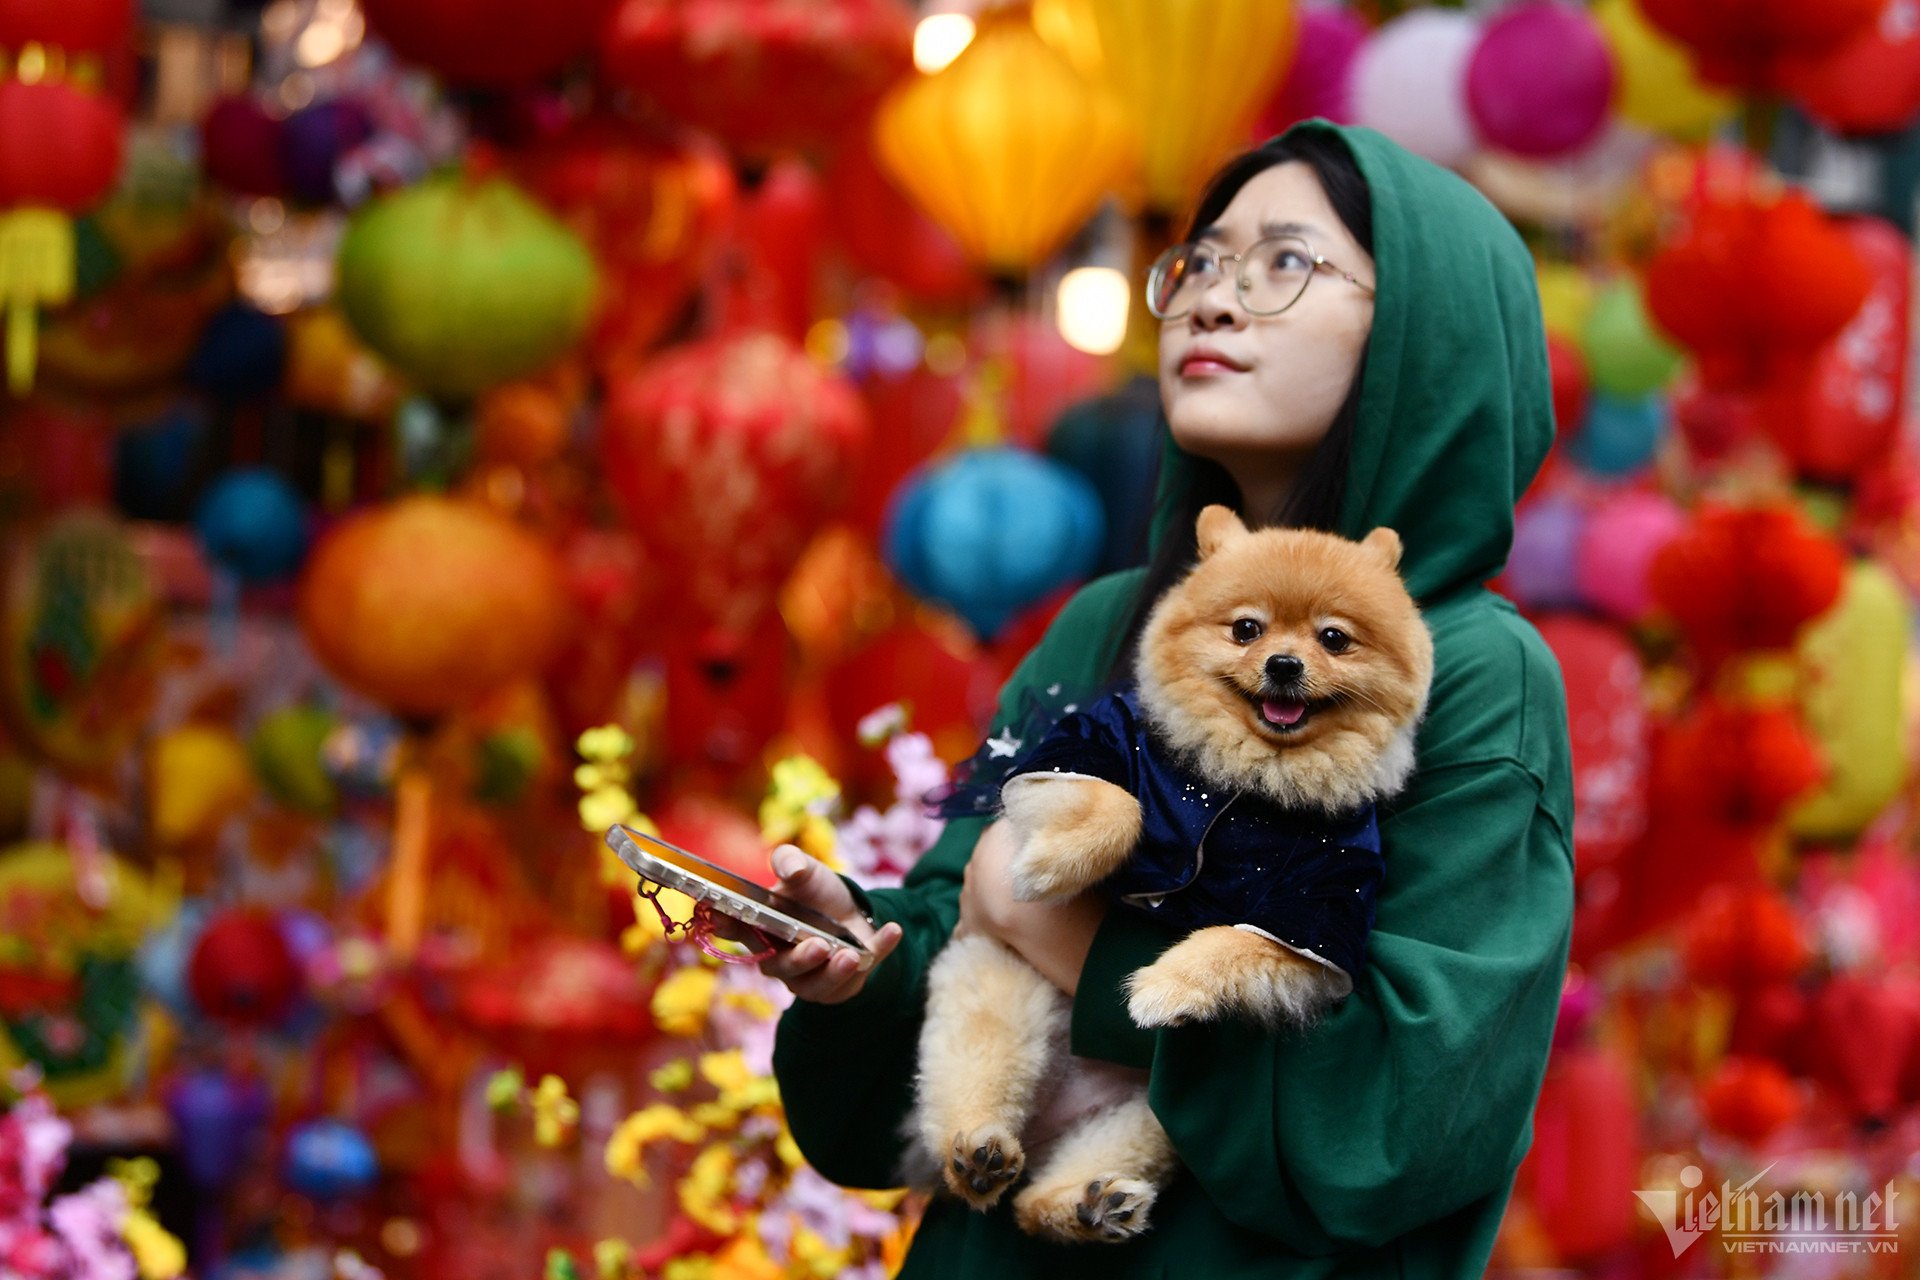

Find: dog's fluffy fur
<box><xmin>905</xmin><ymin>507</ymin><xmax>1434</xmax><ymax>1243</ymax></box>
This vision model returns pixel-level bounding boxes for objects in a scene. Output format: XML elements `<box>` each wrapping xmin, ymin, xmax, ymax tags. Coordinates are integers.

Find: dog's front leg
<box><xmin>1125</xmin><ymin>925</ymin><xmax>1350</xmax><ymax>1030</ymax></box>
<box><xmin>1000</xmin><ymin>773</ymin><xmax>1143</xmax><ymax>902</ymax></box>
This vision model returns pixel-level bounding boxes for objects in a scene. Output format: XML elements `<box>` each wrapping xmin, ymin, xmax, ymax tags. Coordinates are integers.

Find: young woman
<box><xmin>756</xmin><ymin>119</ymin><xmax>1574</xmax><ymax>1279</ymax></box>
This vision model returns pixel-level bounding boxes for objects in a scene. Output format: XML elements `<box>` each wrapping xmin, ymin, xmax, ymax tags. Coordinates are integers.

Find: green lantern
<box><xmin>336</xmin><ymin>172</ymin><xmax>597</xmax><ymax>401</ymax></box>
<box><xmin>1582</xmin><ymin>278</ymin><xmax>1683</xmax><ymax>397</ymax></box>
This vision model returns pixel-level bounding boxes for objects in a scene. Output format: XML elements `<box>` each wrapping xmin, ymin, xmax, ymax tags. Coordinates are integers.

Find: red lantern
<box><xmin>1754</xmin><ymin>218</ymin><xmax>1909</xmax><ymax>483</ymax></box>
<box><xmin>199</xmin><ymin>96</ymin><xmax>287</xmax><ymax>199</ymax></box>
<box><xmin>1547</xmin><ymin>333</ymin><xmax>1589</xmax><ymax>437</ymax></box>
<box><xmin>1515</xmin><ymin>1044</ymin><xmax>1640</xmax><ymax>1259</ymax></box>
<box><xmin>1683</xmin><ymin>883</ymin><xmax>1809</xmax><ymax>989</ymax></box>
<box><xmin>1786</xmin><ymin>0</ymin><xmax>1920</xmax><ymax>135</ymax></box>
<box><xmin>1535</xmin><ymin>616</ymin><xmax>1648</xmax><ymax>875</ymax></box>
<box><xmin>599</xmin><ymin>0</ymin><xmax>915</xmax><ymax>160</ymax></box>
<box><xmin>1652</xmin><ymin>697</ymin><xmax>1825</xmax><ymax>831</ymax></box>
<box><xmin>824</xmin><ymin>137</ymin><xmax>983</xmax><ymax>307</ymax></box>
<box><xmin>513</xmin><ymin>116</ymin><xmax>736</xmax><ymax>378</ymax></box>
<box><xmin>600</xmin><ymin>331</ymin><xmax>869</xmax><ymax>641</ymax></box>
<box><xmin>974</xmin><ymin>311</ymin><xmax>1110</xmax><ymax>449</ymax></box>
<box><xmin>358</xmin><ymin>0</ymin><xmax>617</xmax><ymax>87</ymax></box>
<box><xmin>659</xmin><ymin>628</ymin><xmax>794</xmax><ymax>780</ymax></box>
<box><xmin>457</xmin><ymin>935</ymin><xmax>655</xmax><ymax>1077</ymax></box>
<box><xmin>729</xmin><ymin>158</ymin><xmax>828</xmax><ymax>342</ymax></box>
<box><xmin>297</xmin><ymin>497</ymin><xmax>568</xmax><ymax>721</ymax></box>
<box><xmin>0</xmin><ymin>0</ymin><xmax>132</xmax><ymax>51</ymax></box>
<box><xmin>1638</xmin><ymin>0</ymin><xmax>1881</xmax><ymax>90</ymax></box>
<box><xmin>822</xmin><ymin>617</ymin><xmax>995</xmax><ymax>792</ymax></box>
<box><xmin>1648</xmin><ymin>503</ymin><xmax>1846</xmax><ymax>669</ymax></box>
<box><xmin>1644</xmin><ymin>187</ymin><xmax>1872</xmax><ymax>394</ymax></box>
<box><xmin>188</xmin><ymin>909</ymin><xmax>302</xmax><ymax>1028</ymax></box>
<box><xmin>1727</xmin><ymin>982</ymin><xmax>1810</xmax><ymax>1070</ymax></box>
<box><xmin>1804</xmin><ymin>974</ymin><xmax>1919</xmax><ymax>1124</ymax></box>
<box><xmin>1700</xmin><ymin>1056</ymin><xmax>1802</xmax><ymax>1146</ymax></box>
<box><xmin>846</xmin><ymin>364</ymin><xmax>965</xmax><ymax>540</ymax></box>
<box><xmin>543</xmin><ymin>528</ymin><xmax>661</xmax><ymax>739</ymax></box>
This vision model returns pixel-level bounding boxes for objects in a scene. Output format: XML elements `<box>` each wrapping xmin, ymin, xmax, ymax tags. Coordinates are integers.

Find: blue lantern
<box><xmin>883</xmin><ymin>447</ymin><xmax>1105</xmax><ymax>639</ymax></box>
<box><xmin>1045</xmin><ymin>377</ymin><xmax>1162</xmax><ymax>575</ymax></box>
<box><xmin>187</xmin><ymin>304</ymin><xmax>287</xmax><ymax>401</ymax></box>
<box><xmin>285</xmin><ymin>1119</ymin><xmax>379</xmax><ymax>1201</ymax></box>
<box><xmin>195</xmin><ymin>468</ymin><xmax>310</xmax><ymax>584</ymax></box>
<box><xmin>1570</xmin><ymin>393</ymin><xmax>1665</xmax><ymax>478</ymax></box>
<box><xmin>114</xmin><ymin>407</ymin><xmax>207</xmax><ymax>522</ymax></box>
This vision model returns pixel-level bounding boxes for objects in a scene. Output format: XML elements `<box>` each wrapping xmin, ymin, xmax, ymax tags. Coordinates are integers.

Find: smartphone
<box><xmin>603</xmin><ymin>825</ymin><xmax>875</xmax><ymax>970</ymax></box>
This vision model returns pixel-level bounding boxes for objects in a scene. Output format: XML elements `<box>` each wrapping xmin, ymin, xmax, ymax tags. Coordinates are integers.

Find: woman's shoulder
<box><xmin>1414</xmin><ymin>587</ymin><xmax>1571</xmax><ymax>791</ymax></box>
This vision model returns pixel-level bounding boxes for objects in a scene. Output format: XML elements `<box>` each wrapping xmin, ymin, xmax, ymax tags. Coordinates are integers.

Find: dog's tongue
<box><xmin>1261</xmin><ymin>698</ymin><xmax>1307</xmax><ymax>727</ymax></box>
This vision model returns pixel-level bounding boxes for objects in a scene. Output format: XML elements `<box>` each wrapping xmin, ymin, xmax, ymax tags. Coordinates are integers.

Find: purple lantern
<box><xmin>1466</xmin><ymin>1</ymin><xmax>1616</xmax><ymax>159</ymax></box>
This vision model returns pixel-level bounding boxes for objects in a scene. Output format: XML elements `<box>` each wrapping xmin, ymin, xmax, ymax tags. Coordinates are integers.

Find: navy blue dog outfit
<box><xmin>937</xmin><ymin>684</ymin><xmax>1384</xmax><ymax>994</ymax></box>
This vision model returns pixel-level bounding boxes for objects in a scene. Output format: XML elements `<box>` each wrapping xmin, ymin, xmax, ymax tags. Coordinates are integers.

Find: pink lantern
<box><xmin>1575</xmin><ymin>489</ymin><xmax>1685</xmax><ymax>624</ymax></box>
<box><xmin>1253</xmin><ymin>6</ymin><xmax>1369</xmax><ymax>138</ymax></box>
<box><xmin>1351</xmin><ymin>9</ymin><xmax>1481</xmax><ymax>168</ymax></box>
<box><xmin>1466</xmin><ymin>1</ymin><xmax>1616</xmax><ymax>159</ymax></box>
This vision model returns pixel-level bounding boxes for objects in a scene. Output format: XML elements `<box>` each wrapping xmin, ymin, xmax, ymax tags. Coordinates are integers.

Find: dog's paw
<box><xmin>1014</xmin><ymin>1173</ymin><xmax>1157</xmax><ymax>1243</ymax></box>
<box><xmin>1006</xmin><ymin>832</ymin><xmax>1088</xmax><ymax>902</ymax></box>
<box><xmin>944</xmin><ymin>1126</ymin><xmax>1024</xmax><ymax>1209</ymax></box>
<box><xmin>1124</xmin><ymin>955</ymin><xmax>1219</xmax><ymax>1028</ymax></box>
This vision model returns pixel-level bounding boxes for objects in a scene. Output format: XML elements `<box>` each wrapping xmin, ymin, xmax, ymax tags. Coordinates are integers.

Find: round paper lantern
<box><xmin>600</xmin><ymin>331</ymin><xmax>869</xmax><ymax>641</ymax></box>
<box><xmin>1591</xmin><ymin>0</ymin><xmax>1734</xmax><ymax>140</ymax></box>
<box><xmin>249</xmin><ymin>704</ymin><xmax>338</xmax><ymax>816</ymax></box>
<box><xmin>824</xmin><ymin>136</ymin><xmax>982</xmax><ymax>308</ymax></box>
<box><xmin>458</xmin><ymin>935</ymin><xmax>656</xmax><ymax>1077</ymax></box>
<box><xmin>846</xmin><ymin>363</ymin><xmax>965</xmax><ymax>540</ymax></box>
<box><xmin>1085</xmin><ymin>0</ymin><xmax>1298</xmax><ymax>214</ymax></box>
<box><xmin>0</xmin><ymin>0</ymin><xmax>133</xmax><ymax>51</ymax></box>
<box><xmin>1684</xmin><ymin>884</ymin><xmax>1808</xmax><ymax>988</ymax></box>
<box><xmin>359</xmin><ymin>0</ymin><xmax>615</xmax><ymax>87</ymax></box>
<box><xmin>1466</xmin><ymin>1</ymin><xmax>1616</xmax><ymax>159</ymax></box>
<box><xmin>278</xmin><ymin>98</ymin><xmax>374</xmax><ymax>206</ymax></box>
<box><xmin>659</xmin><ymin>630</ymin><xmax>793</xmax><ymax>777</ymax></box>
<box><xmin>186</xmin><ymin>303</ymin><xmax>286</xmax><ymax>401</ymax></box>
<box><xmin>1046</xmin><ymin>378</ymin><xmax>1162</xmax><ymax>576</ymax></box>
<box><xmin>1537</xmin><ymin>261</ymin><xmax>1597</xmax><ymax>342</ymax></box>
<box><xmin>113</xmin><ymin>407</ymin><xmax>207</xmax><ymax>522</ymax></box>
<box><xmin>1644</xmin><ymin>187</ymin><xmax>1871</xmax><ymax>393</ymax></box>
<box><xmin>188</xmin><ymin>908</ymin><xmax>302</xmax><ymax>1027</ymax></box>
<box><xmin>883</xmin><ymin>447</ymin><xmax>1105</xmax><ymax>640</ymax></box>
<box><xmin>200</xmin><ymin>96</ymin><xmax>287</xmax><ymax>198</ymax></box>
<box><xmin>1569</xmin><ymin>394</ymin><xmax>1664</xmax><ymax>477</ymax></box>
<box><xmin>149</xmin><ymin>724</ymin><xmax>255</xmax><ymax>847</ymax></box>
<box><xmin>1648</xmin><ymin>502</ymin><xmax>1847</xmax><ymax>669</ymax></box>
<box><xmin>336</xmin><ymin>172</ymin><xmax>597</xmax><ymax>401</ymax></box>
<box><xmin>1805</xmin><ymin>974</ymin><xmax>1917</xmax><ymax>1124</ymax></box>
<box><xmin>1700</xmin><ymin>1057</ymin><xmax>1801</xmax><ymax>1145</ymax></box>
<box><xmin>513</xmin><ymin>116</ymin><xmax>736</xmax><ymax>378</ymax></box>
<box><xmin>1575</xmin><ymin>489</ymin><xmax>1683</xmax><ymax>623</ymax></box>
<box><xmin>297</xmin><ymin>497</ymin><xmax>567</xmax><ymax>720</ymax></box>
<box><xmin>1727</xmin><ymin>981</ymin><xmax>1809</xmax><ymax>1068</ymax></box>
<box><xmin>1516</xmin><ymin>1044</ymin><xmax>1639</xmax><ymax>1259</ymax></box>
<box><xmin>1638</xmin><ymin>0</ymin><xmax>1880</xmax><ymax>90</ymax></box>
<box><xmin>1582</xmin><ymin>278</ymin><xmax>1681</xmax><ymax>397</ymax></box>
<box><xmin>730</xmin><ymin>157</ymin><xmax>828</xmax><ymax>341</ymax></box>
<box><xmin>600</xmin><ymin>0</ymin><xmax>914</xmax><ymax>159</ymax></box>
<box><xmin>0</xmin><ymin>512</ymin><xmax>163</xmax><ymax>780</ymax></box>
<box><xmin>822</xmin><ymin>617</ymin><xmax>993</xmax><ymax>782</ymax></box>
<box><xmin>872</xmin><ymin>6</ymin><xmax>1135</xmax><ymax>277</ymax></box>
<box><xmin>1789</xmin><ymin>561</ymin><xmax>1908</xmax><ymax>840</ymax></box>
<box><xmin>1534</xmin><ymin>616</ymin><xmax>1648</xmax><ymax>872</ymax></box>
<box><xmin>194</xmin><ymin>469</ymin><xmax>308</xmax><ymax>585</ymax></box>
<box><xmin>1351</xmin><ymin>9</ymin><xmax>1481</xmax><ymax>169</ymax></box>
<box><xmin>1254</xmin><ymin>5</ymin><xmax>1368</xmax><ymax>137</ymax></box>
<box><xmin>1787</xmin><ymin>0</ymin><xmax>1920</xmax><ymax>136</ymax></box>
<box><xmin>1502</xmin><ymin>495</ymin><xmax>1587</xmax><ymax>610</ymax></box>
<box><xmin>164</xmin><ymin>1069</ymin><xmax>269</xmax><ymax>1192</ymax></box>
<box><xmin>285</xmin><ymin>1120</ymin><xmax>378</xmax><ymax>1202</ymax></box>
<box><xmin>1652</xmin><ymin>696</ymin><xmax>1825</xmax><ymax>831</ymax></box>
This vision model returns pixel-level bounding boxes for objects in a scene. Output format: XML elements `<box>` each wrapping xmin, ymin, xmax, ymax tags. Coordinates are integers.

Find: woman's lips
<box><xmin>1178</xmin><ymin>352</ymin><xmax>1248</xmax><ymax>377</ymax></box>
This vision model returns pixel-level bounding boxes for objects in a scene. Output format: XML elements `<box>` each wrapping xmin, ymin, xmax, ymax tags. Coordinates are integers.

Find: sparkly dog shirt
<box><xmin>941</xmin><ymin>685</ymin><xmax>1384</xmax><ymax>995</ymax></box>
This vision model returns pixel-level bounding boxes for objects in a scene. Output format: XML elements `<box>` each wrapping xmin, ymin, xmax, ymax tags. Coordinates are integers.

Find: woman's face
<box><xmin>1158</xmin><ymin>161</ymin><xmax>1376</xmax><ymax>510</ymax></box>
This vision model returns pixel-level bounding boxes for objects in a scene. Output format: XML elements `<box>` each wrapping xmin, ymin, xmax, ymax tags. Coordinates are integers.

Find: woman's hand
<box><xmin>721</xmin><ymin>844</ymin><xmax>903</xmax><ymax>1005</ymax></box>
<box><xmin>959</xmin><ymin>819</ymin><xmax>1108</xmax><ymax>996</ymax></box>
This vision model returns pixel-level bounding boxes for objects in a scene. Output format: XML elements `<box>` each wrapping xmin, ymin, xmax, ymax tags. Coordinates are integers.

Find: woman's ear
<box><xmin>1361</xmin><ymin>527</ymin><xmax>1403</xmax><ymax>569</ymax></box>
<box><xmin>1196</xmin><ymin>505</ymin><xmax>1249</xmax><ymax>559</ymax></box>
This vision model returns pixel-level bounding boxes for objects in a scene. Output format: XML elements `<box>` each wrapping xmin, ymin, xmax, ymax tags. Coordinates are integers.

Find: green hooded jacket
<box><xmin>771</xmin><ymin>120</ymin><xmax>1575</xmax><ymax>1279</ymax></box>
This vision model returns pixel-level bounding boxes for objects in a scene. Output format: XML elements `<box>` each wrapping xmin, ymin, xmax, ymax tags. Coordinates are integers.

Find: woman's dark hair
<box><xmin>1104</xmin><ymin>130</ymin><xmax>1375</xmax><ymax>686</ymax></box>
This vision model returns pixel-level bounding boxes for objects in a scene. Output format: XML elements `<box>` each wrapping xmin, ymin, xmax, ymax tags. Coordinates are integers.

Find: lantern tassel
<box><xmin>0</xmin><ymin>208</ymin><xmax>76</xmax><ymax>396</ymax></box>
<box><xmin>386</xmin><ymin>763</ymin><xmax>433</xmax><ymax>960</ymax></box>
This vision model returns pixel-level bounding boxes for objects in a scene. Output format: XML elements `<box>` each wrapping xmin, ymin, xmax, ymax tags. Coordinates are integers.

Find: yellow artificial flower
<box><xmin>593</xmin><ymin>1238</ymin><xmax>635</xmax><ymax>1280</ymax></box>
<box><xmin>532</xmin><ymin>1075</ymin><xmax>579</xmax><ymax>1148</ymax></box>
<box><xmin>485</xmin><ymin>1068</ymin><xmax>525</xmax><ymax>1111</ymax></box>
<box><xmin>578</xmin><ymin>726</ymin><xmax>636</xmax><ymax>763</ymax></box>
<box><xmin>121</xmin><ymin>1211</ymin><xmax>186</xmax><ymax>1280</ymax></box>
<box><xmin>605</xmin><ymin>1105</ymin><xmax>707</xmax><ymax>1187</ymax></box>
<box><xmin>789</xmin><ymin>1226</ymin><xmax>852</xmax><ymax>1279</ymax></box>
<box><xmin>774</xmin><ymin>1124</ymin><xmax>804</xmax><ymax>1170</ymax></box>
<box><xmin>688</xmin><ymin>1101</ymin><xmax>739</xmax><ymax>1130</ymax></box>
<box><xmin>678</xmin><ymin>1145</ymin><xmax>739</xmax><ymax>1235</ymax></box>
<box><xmin>758</xmin><ymin>755</ymin><xmax>840</xmax><ymax>846</ymax></box>
<box><xmin>661</xmin><ymin>1257</ymin><xmax>715</xmax><ymax>1280</ymax></box>
<box><xmin>652</xmin><ymin>964</ymin><xmax>719</xmax><ymax>1037</ymax></box>
<box><xmin>718</xmin><ymin>989</ymin><xmax>777</xmax><ymax>1021</ymax></box>
<box><xmin>650</xmin><ymin>1059</ymin><xmax>695</xmax><ymax>1093</ymax></box>
<box><xmin>697</xmin><ymin>1050</ymin><xmax>751</xmax><ymax>1094</ymax></box>
<box><xmin>580</xmin><ymin>786</ymin><xmax>639</xmax><ymax>833</ymax></box>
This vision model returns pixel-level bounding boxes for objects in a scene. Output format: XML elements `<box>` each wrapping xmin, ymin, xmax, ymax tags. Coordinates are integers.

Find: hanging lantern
<box><xmin>872</xmin><ymin>6</ymin><xmax>1135</xmax><ymax>279</ymax></box>
<box><xmin>1683</xmin><ymin>884</ymin><xmax>1809</xmax><ymax>989</ymax></box>
<box><xmin>1534</xmin><ymin>616</ymin><xmax>1649</xmax><ymax>875</ymax></box>
<box><xmin>600</xmin><ymin>331</ymin><xmax>869</xmax><ymax>642</ymax></box>
<box><xmin>1788</xmin><ymin>561</ymin><xmax>1909</xmax><ymax>841</ymax></box>
<box><xmin>336</xmin><ymin>171</ymin><xmax>597</xmax><ymax>401</ymax></box>
<box><xmin>1350</xmin><ymin>10</ymin><xmax>1482</xmax><ymax>170</ymax></box>
<box><xmin>824</xmin><ymin>135</ymin><xmax>982</xmax><ymax>308</ymax></box>
<box><xmin>513</xmin><ymin>116</ymin><xmax>736</xmax><ymax>379</ymax></box>
<box><xmin>1651</xmin><ymin>696</ymin><xmax>1825</xmax><ymax>832</ymax></box>
<box><xmin>1699</xmin><ymin>1057</ymin><xmax>1801</xmax><ymax>1146</ymax></box>
<box><xmin>1254</xmin><ymin>5</ymin><xmax>1368</xmax><ymax>138</ymax></box>
<box><xmin>1591</xmin><ymin>0</ymin><xmax>1734</xmax><ymax>139</ymax></box>
<box><xmin>1648</xmin><ymin>502</ymin><xmax>1847</xmax><ymax>670</ymax></box>
<box><xmin>1637</xmin><ymin>0</ymin><xmax>1880</xmax><ymax>91</ymax></box>
<box><xmin>359</xmin><ymin>0</ymin><xmax>616</xmax><ymax>87</ymax></box>
<box><xmin>1645</xmin><ymin>186</ymin><xmax>1871</xmax><ymax>395</ymax></box>
<box><xmin>1465</xmin><ymin>1</ymin><xmax>1616</xmax><ymax>161</ymax></box>
<box><xmin>1515</xmin><ymin>1041</ymin><xmax>1640</xmax><ymax>1260</ymax></box>
<box><xmin>1786</xmin><ymin>0</ymin><xmax>1920</xmax><ymax>137</ymax></box>
<box><xmin>600</xmin><ymin>0</ymin><xmax>915</xmax><ymax>160</ymax></box>
<box><xmin>1083</xmin><ymin>0</ymin><xmax>1297</xmax><ymax>215</ymax></box>
<box><xmin>297</xmin><ymin>496</ymin><xmax>567</xmax><ymax>720</ymax></box>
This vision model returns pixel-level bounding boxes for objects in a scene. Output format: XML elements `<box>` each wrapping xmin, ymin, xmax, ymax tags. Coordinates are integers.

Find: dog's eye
<box><xmin>1318</xmin><ymin>627</ymin><xmax>1353</xmax><ymax>653</ymax></box>
<box><xmin>1231</xmin><ymin>618</ymin><xmax>1264</xmax><ymax>644</ymax></box>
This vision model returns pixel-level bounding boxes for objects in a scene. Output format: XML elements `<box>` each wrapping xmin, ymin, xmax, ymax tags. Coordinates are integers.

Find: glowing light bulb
<box><xmin>914</xmin><ymin>14</ymin><xmax>976</xmax><ymax>74</ymax></box>
<box><xmin>1056</xmin><ymin>267</ymin><xmax>1130</xmax><ymax>356</ymax></box>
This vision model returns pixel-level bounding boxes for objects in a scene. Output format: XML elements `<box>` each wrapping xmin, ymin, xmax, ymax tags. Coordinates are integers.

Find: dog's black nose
<box><xmin>1266</xmin><ymin>653</ymin><xmax>1305</xmax><ymax>683</ymax></box>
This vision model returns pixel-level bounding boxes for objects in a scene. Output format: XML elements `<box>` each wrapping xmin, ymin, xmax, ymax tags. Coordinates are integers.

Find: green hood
<box><xmin>1147</xmin><ymin>120</ymin><xmax>1554</xmax><ymax>604</ymax></box>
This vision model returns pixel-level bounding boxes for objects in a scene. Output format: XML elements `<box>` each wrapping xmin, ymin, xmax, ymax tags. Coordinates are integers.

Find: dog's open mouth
<box><xmin>1240</xmin><ymin>689</ymin><xmax>1324</xmax><ymax>734</ymax></box>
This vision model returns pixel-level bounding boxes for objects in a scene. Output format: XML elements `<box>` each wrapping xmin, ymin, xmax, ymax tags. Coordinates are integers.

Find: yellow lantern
<box><xmin>1593</xmin><ymin>0</ymin><xmax>1734</xmax><ymax>141</ymax></box>
<box><xmin>873</xmin><ymin>6</ymin><xmax>1136</xmax><ymax>278</ymax></box>
<box><xmin>1085</xmin><ymin>0</ymin><xmax>1298</xmax><ymax>217</ymax></box>
<box><xmin>1788</xmin><ymin>561</ymin><xmax>1908</xmax><ymax>840</ymax></box>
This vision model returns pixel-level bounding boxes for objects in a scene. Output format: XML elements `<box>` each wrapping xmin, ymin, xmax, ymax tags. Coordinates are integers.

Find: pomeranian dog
<box><xmin>904</xmin><ymin>505</ymin><xmax>1434</xmax><ymax>1243</ymax></box>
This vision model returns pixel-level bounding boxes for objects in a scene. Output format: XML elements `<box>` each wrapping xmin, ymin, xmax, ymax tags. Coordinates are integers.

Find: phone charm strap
<box><xmin>634</xmin><ymin>878</ymin><xmax>779</xmax><ymax>964</ymax></box>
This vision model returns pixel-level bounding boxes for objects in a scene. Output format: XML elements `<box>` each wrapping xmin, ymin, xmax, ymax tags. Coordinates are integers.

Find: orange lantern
<box><xmin>872</xmin><ymin>6</ymin><xmax>1136</xmax><ymax>279</ymax></box>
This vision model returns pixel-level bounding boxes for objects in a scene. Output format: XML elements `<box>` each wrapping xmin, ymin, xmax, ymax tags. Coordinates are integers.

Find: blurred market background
<box><xmin>0</xmin><ymin>0</ymin><xmax>1917</xmax><ymax>1276</ymax></box>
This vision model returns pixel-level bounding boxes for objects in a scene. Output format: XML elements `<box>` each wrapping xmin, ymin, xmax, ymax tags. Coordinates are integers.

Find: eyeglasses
<box><xmin>1145</xmin><ymin>234</ymin><xmax>1375</xmax><ymax>320</ymax></box>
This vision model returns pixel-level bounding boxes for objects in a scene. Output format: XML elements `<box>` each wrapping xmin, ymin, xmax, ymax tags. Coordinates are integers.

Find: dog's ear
<box><xmin>1195</xmin><ymin>505</ymin><xmax>1248</xmax><ymax>559</ymax></box>
<box><xmin>1360</xmin><ymin>527</ymin><xmax>1403</xmax><ymax>570</ymax></box>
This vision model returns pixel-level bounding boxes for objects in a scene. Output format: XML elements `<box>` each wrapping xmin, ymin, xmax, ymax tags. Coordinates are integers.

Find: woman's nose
<box><xmin>1188</xmin><ymin>273</ymin><xmax>1247</xmax><ymax>331</ymax></box>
